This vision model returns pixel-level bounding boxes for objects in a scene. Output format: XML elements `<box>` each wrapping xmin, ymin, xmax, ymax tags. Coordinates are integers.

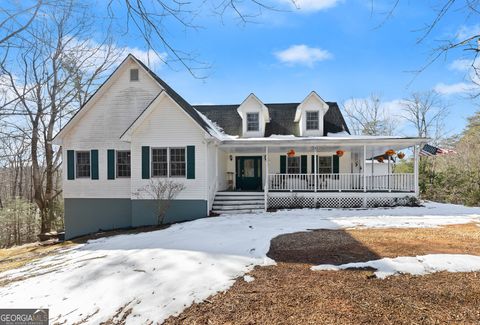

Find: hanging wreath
<box><xmin>377</xmin><ymin>157</ymin><xmax>384</xmax><ymax>163</ymax></box>
<box><xmin>336</xmin><ymin>150</ymin><xmax>344</xmax><ymax>157</ymax></box>
<box><xmin>385</xmin><ymin>149</ymin><xmax>396</xmax><ymax>156</ymax></box>
<box><xmin>287</xmin><ymin>149</ymin><xmax>295</xmax><ymax>157</ymax></box>
<box><xmin>397</xmin><ymin>152</ymin><xmax>405</xmax><ymax>159</ymax></box>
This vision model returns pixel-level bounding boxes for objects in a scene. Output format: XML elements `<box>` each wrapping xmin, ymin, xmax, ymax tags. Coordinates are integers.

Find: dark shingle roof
<box><xmin>194</xmin><ymin>102</ymin><xmax>350</xmax><ymax>137</ymax></box>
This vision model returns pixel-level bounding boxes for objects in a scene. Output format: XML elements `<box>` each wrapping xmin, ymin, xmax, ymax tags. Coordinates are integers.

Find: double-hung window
<box><xmin>152</xmin><ymin>147</ymin><xmax>186</xmax><ymax>177</ymax></box>
<box><xmin>76</xmin><ymin>151</ymin><xmax>90</xmax><ymax>178</ymax></box>
<box><xmin>306</xmin><ymin>111</ymin><xmax>319</xmax><ymax>130</ymax></box>
<box><xmin>287</xmin><ymin>156</ymin><xmax>301</xmax><ymax>174</ymax></box>
<box><xmin>246</xmin><ymin>113</ymin><xmax>259</xmax><ymax>132</ymax></box>
<box><xmin>169</xmin><ymin>148</ymin><xmax>186</xmax><ymax>177</ymax></box>
<box><xmin>317</xmin><ymin>156</ymin><xmax>332</xmax><ymax>174</ymax></box>
<box><xmin>116</xmin><ymin>151</ymin><xmax>131</xmax><ymax>177</ymax></box>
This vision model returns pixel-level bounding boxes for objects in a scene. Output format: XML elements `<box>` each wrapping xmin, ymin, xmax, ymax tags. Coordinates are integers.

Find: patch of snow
<box><xmin>243</xmin><ymin>275</ymin><xmax>255</xmax><ymax>283</ymax></box>
<box><xmin>327</xmin><ymin>131</ymin><xmax>351</xmax><ymax>137</ymax></box>
<box><xmin>194</xmin><ymin>109</ymin><xmax>237</xmax><ymax>140</ymax></box>
<box><xmin>268</xmin><ymin>134</ymin><xmax>297</xmax><ymax>139</ymax></box>
<box><xmin>1</xmin><ymin>202</ymin><xmax>480</xmax><ymax>324</ymax></box>
<box><xmin>311</xmin><ymin>254</ymin><xmax>480</xmax><ymax>279</ymax></box>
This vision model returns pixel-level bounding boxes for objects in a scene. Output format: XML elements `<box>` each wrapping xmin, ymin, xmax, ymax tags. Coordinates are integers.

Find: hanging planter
<box><xmin>287</xmin><ymin>149</ymin><xmax>295</xmax><ymax>157</ymax></box>
<box><xmin>377</xmin><ymin>157</ymin><xmax>384</xmax><ymax>163</ymax></box>
<box><xmin>385</xmin><ymin>149</ymin><xmax>396</xmax><ymax>156</ymax></box>
<box><xmin>336</xmin><ymin>150</ymin><xmax>344</xmax><ymax>157</ymax></box>
<box><xmin>397</xmin><ymin>152</ymin><xmax>405</xmax><ymax>159</ymax></box>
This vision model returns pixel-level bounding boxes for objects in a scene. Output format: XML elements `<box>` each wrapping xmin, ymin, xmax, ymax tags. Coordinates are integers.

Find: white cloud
<box><xmin>456</xmin><ymin>24</ymin><xmax>480</xmax><ymax>41</ymax></box>
<box><xmin>448</xmin><ymin>59</ymin><xmax>472</xmax><ymax>72</ymax></box>
<box><xmin>274</xmin><ymin>44</ymin><xmax>332</xmax><ymax>67</ymax></box>
<box><xmin>434</xmin><ymin>82</ymin><xmax>477</xmax><ymax>95</ymax></box>
<box><xmin>278</xmin><ymin>0</ymin><xmax>343</xmax><ymax>12</ymax></box>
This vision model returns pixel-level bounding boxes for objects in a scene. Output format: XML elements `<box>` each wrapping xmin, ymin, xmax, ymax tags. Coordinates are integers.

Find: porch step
<box><xmin>212</xmin><ymin>191</ymin><xmax>265</xmax><ymax>214</ymax></box>
<box><xmin>212</xmin><ymin>209</ymin><xmax>264</xmax><ymax>214</ymax></box>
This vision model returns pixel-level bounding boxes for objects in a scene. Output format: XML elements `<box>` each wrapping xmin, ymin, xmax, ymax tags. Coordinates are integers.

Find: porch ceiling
<box><xmin>219</xmin><ymin>136</ymin><xmax>427</xmax><ymax>156</ymax></box>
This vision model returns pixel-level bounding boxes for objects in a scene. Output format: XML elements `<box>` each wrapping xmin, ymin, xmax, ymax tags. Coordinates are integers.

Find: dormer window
<box><xmin>246</xmin><ymin>113</ymin><xmax>259</xmax><ymax>132</ymax></box>
<box><xmin>130</xmin><ymin>68</ymin><xmax>139</xmax><ymax>81</ymax></box>
<box><xmin>306</xmin><ymin>111</ymin><xmax>319</xmax><ymax>130</ymax></box>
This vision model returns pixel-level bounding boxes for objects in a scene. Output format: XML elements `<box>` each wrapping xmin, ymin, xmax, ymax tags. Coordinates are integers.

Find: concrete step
<box><xmin>213</xmin><ymin>200</ymin><xmax>265</xmax><ymax>205</ymax></box>
<box><xmin>212</xmin><ymin>204</ymin><xmax>265</xmax><ymax>210</ymax></box>
<box><xmin>215</xmin><ymin>192</ymin><xmax>264</xmax><ymax>196</ymax></box>
<box><xmin>214</xmin><ymin>196</ymin><xmax>264</xmax><ymax>201</ymax></box>
<box><xmin>212</xmin><ymin>209</ymin><xmax>264</xmax><ymax>214</ymax></box>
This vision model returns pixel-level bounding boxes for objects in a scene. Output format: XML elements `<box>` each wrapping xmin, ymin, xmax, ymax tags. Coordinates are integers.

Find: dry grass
<box><xmin>165</xmin><ymin>223</ymin><xmax>480</xmax><ymax>325</ymax></box>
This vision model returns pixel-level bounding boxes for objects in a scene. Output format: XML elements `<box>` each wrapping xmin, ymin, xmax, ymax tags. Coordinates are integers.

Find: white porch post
<box><xmin>314</xmin><ymin>146</ymin><xmax>317</xmax><ymax>192</ymax></box>
<box><xmin>363</xmin><ymin>145</ymin><xmax>367</xmax><ymax>208</ymax></box>
<box><xmin>264</xmin><ymin>146</ymin><xmax>269</xmax><ymax>211</ymax></box>
<box><xmin>363</xmin><ymin>145</ymin><xmax>367</xmax><ymax>193</ymax></box>
<box><xmin>414</xmin><ymin>145</ymin><xmax>419</xmax><ymax>197</ymax></box>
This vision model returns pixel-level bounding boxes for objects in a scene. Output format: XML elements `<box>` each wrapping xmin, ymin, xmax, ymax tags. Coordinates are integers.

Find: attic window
<box><xmin>130</xmin><ymin>68</ymin><xmax>139</xmax><ymax>81</ymax></box>
<box><xmin>246</xmin><ymin>113</ymin><xmax>259</xmax><ymax>132</ymax></box>
<box><xmin>306</xmin><ymin>111</ymin><xmax>319</xmax><ymax>130</ymax></box>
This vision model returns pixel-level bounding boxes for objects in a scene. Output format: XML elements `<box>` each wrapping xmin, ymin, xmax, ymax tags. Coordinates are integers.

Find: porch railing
<box><xmin>268</xmin><ymin>173</ymin><xmax>414</xmax><ymax>192</ymax></box>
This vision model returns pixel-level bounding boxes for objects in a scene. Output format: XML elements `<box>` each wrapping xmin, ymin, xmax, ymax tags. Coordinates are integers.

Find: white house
<box><xmin>53</xmin><ymin>54</ymin><xmax>426</xmax><ymax>239</ymax></box>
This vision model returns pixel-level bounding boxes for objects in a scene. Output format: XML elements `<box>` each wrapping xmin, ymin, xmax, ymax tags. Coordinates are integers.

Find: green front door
<box><xmin>236</xmin><ymin>156</ymin><xmax>262</xmax><ymax>191</ymax></box>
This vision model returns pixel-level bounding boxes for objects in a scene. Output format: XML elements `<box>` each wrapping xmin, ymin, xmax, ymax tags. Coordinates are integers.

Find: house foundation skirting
<box><xmin>64</xmin><ymin>198</ymin><xmax>207</xmax><ymax>239</ymax></box>
<box><xmin>267</xmin><ymin>192</ymin><xmax>417</xmax><ymax>209</ymax></box>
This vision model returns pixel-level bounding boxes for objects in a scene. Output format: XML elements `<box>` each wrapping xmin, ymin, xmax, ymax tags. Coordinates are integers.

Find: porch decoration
<box><xmin>377</xmin><ymin>157</ymin><xmax>384</xmax><ymax>163</ymax></box>
<box><xmin>336</xmin><ymin>150</ymin><xmax>344</xmax><ymax>157</ymax></box>
<box><xmin>385</xmin><ymin>149</ymin><xmax>396</xmax><ymax>156</ymax></box>
<box><xmin>287</xmin><ymin>149</ymin><xmax>295</xmax><ymax>157</ymax></box>
<box><xmin>397</xmin><ymin>152</ymin><xmax>405</xmax><ymax>159</ymax></box>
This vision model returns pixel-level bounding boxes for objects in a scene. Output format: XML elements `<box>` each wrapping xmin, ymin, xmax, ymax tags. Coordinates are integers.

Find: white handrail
<box><xmin>268</xmin><ymin>173</ymin><xmax>414</xmax><ymax>192</ymax></box>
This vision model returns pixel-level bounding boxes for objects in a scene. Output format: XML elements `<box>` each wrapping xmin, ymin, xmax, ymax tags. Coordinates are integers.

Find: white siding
<box><xmin>217</xmin><ymin>149</ymin><xmax>229</xmax><ymax>191</ymax></box>
<box><xmin>130</xmin><ymin>95</ymin><xmax>208</xmax><ymax>200</ymax></box>
<box><xmin>62</xmin><ymin>59</ymin><xmax>161</xmax><ymax>198</ymax></box>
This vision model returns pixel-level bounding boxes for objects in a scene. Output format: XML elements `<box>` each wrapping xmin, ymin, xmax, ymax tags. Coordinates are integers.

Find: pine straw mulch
<box><xmin>165</xmin><ymin>223</ymin><xmax>480</xmax><ymax>325</ymax></box>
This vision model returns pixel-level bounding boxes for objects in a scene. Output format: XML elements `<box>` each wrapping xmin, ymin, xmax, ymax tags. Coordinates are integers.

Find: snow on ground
<box><xmin>1</xmin><ymin>202</ymin><xmax>480</xmax><ymax>324</ymax></box>
<box><xmin>312</xmin><ymin>254</ymin><xmax>480</xmax><ymax>279</ymax></box>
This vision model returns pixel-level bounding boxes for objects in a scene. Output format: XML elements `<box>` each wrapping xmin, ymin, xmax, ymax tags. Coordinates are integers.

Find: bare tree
<box><xmin>0</xmin><ymin>1</ymin><xmax>121</xmax><ymax>234</ymax></box>
<box><xmin>135</xmin><ymin>179</ymin><xmax>186</xmax><ymax>225</ymax></box>
<box><xmin>343</xmin><ymin>94</ymin><xmax>398</xmax><ymax>135</ymax></box>
<box><xmin>0</xmin><ymin>0</ymin><xmax>44</xmax><ymax>45</ymax></box>
<box><xmin>401</xmin><ymin>91</ymin><xmax>449</xmax><ymax>141</ymax></box>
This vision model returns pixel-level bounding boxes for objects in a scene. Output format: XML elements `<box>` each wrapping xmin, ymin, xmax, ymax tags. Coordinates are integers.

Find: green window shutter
<box><xmin>301</xmin><ymin>155</ymin><xmax>307</xmax><ymax>173</ymax></box>
<box><xmin>67</xmin><ymin>150</ymin><xmax>75</xmax><ymax>180</ymax></box>
<box><xmin>187</xmin><ymin>145</ymin><xmax>195</xmax><ymax>179</ymax></box>
<box><xmin>91</xmin><ymin>150</ymin><xmax>99</xmax><ymax>180</ymax></box>
<box><xmin>107</xmin><ymin>149</ymin><xmax>115</xmax><ymax>180</ymax></box>
<box><xmin>142</xmin><ymin>146</ymin><xmax>150</xmax><ymax>179</ymax></box>
<box><xmin>333</xmin><ymin>154</ymin><xmax>340</xmax><ymax>174</ymax></box>
<box><xmin>311</xmin><ymin>155</ymin><xmax>315</xmax><ymax>173</ymax></box>
<box><xmin>280</xmin><ymin>155</ymin><xmax>286</xmax><ymax>174</ymax></box>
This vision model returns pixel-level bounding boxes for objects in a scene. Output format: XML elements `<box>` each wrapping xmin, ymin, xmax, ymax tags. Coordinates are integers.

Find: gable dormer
<box><xmin>294</xmin><ymin>91</ymin><xmax>329</xmax><ymax>136</ymax></box>
<box><xmin>237</xmin><ymin>93</ymin><xmax>270</xmax><ymax>137</ymax></box>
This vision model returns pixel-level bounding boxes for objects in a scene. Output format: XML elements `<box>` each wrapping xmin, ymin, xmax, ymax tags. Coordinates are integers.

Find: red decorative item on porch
<box><xmin>336</xmin><ymin>150</ymin><xmax>344</xmax><ymax>157</ymax></box>
<box><xmin>385</xmin><ymin>149</ymin><xmax>396</xmax><ymax>156</ymax></box>
<box><xmin>377</xmin><ymin>157</ymin><xmax>384</xmax><ymax>163</ymax></box>
<box><xmin>287</xmin><ymin>149</ymin><xmax>295</xmax><ymax>157</ymax></box>
<box><xmin>397</xmin><ymin>152</ymin><xmax>405</xmax><ymax>159</ymax></box>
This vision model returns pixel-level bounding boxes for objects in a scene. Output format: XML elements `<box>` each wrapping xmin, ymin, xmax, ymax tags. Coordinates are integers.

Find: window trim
<box><xmin>130</xmin><ymin>68</ymin><xmax>139</xmax><ymax>81</ymax></box>
<box><xmin>306</xmin><ymin>111</ymin><xmax>319</xmax><ymax>131</ymax></box>
<box><xmin>116</xmin><ymin>150</ymin><xmax>131</xmax><ymax>178</ymax></box>
<box><xmin>151</xmin><ymin>147</ymin><xmax>186</xmax><ymax>178</ymax></box>
<box><xmin>75</xmin><ymin>151</ymin><xmax>91</xmax><ymax>178</ymax></box>
<box><xmin>317</xmin><ymin>155</ymin><xmax>333</xmax><ymax>174</ymax></box>
<box><xmin>246</xmin><ymin>112</ymin><xmax>260</xmax><ymax>132</ymax></box>
<box><xmin>287</xmin><ymin>156</ymin><xmax>301</xmax><ymax>174</ymax></box>
<box><xmin>169</xmin><ymin>147</ymin><xmax>186</xmax><ymax>178</ymax></box>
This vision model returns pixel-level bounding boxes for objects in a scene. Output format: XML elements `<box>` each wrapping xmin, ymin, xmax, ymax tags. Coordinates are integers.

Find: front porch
<box><xmin>213</xmin><ymin>136</ymin><xmax>424</xmax><ymax>211</ymax></box>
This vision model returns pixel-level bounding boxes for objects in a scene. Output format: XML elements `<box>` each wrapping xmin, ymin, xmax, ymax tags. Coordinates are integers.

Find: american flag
<box><xmin>420</xmin><ymin>144</ymin><xmax>457</xmax><ymax>156</ymax></box>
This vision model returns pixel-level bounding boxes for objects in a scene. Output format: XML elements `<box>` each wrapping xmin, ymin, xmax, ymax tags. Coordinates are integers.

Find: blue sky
<box><xmin>113</xmin><ymin>0</ymin><xmax>479</xmax><ymax>137</ymax></box>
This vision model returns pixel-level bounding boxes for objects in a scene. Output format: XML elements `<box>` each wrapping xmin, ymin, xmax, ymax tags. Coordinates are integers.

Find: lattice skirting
<box><xmin>268</xmin><ymin>194</ymin><xmax>413</xmax><ymax>209</ymax></box>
